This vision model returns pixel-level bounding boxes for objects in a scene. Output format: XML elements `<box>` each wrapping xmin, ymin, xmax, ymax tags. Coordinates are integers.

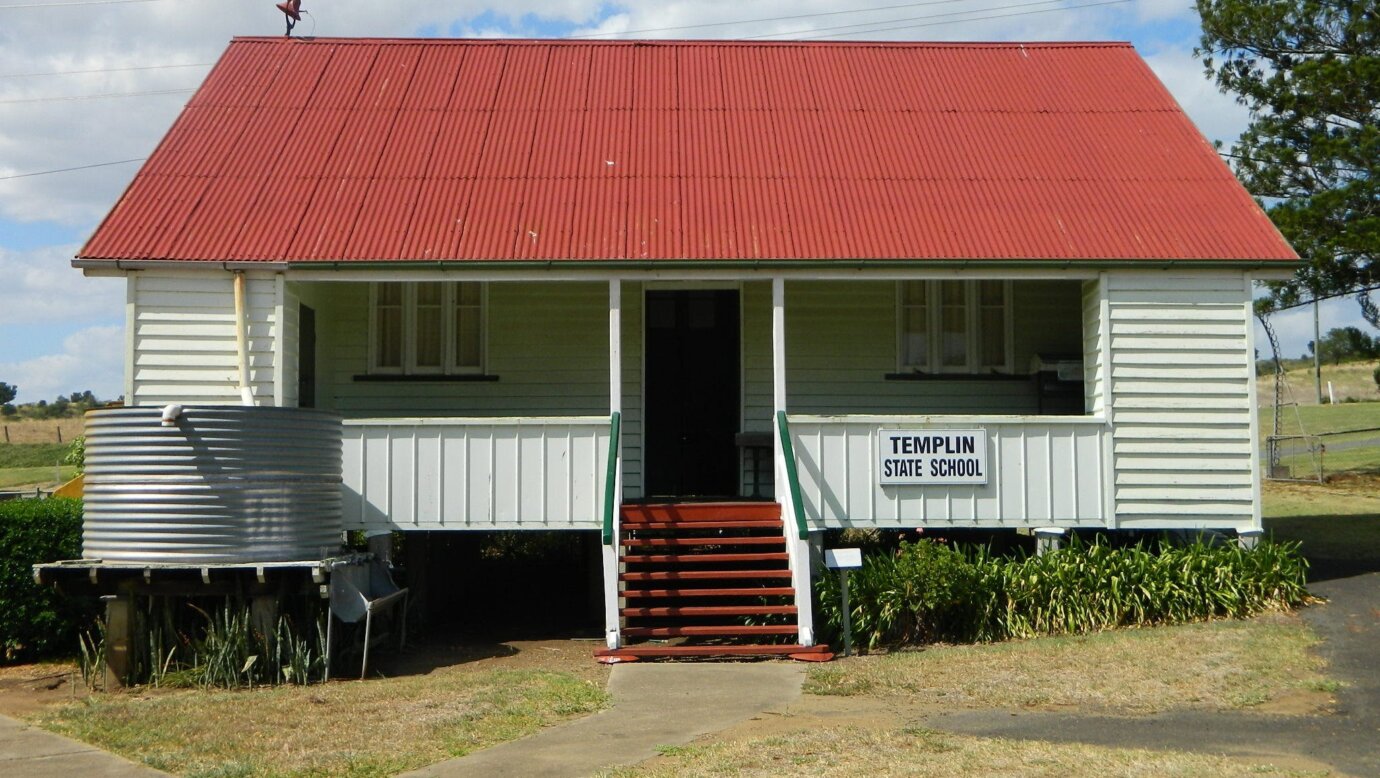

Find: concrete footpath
<box><xmin>0</xmin><ymin>714</ymin><xmax>167</xmax><ymax>777</ymax></box>
<box><xmin>403</xmin><ymin>662</ymin><xmax>805</xmax><ymax>778</ymax></box>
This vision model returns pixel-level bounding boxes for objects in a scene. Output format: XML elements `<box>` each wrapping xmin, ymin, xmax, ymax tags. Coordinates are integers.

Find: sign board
<box><xmin>878</xmin><ymin>429</ymin><xmax>988</xmax><ymax>485</ymax></box>
<box><xmin>824</xmin><ymin>548</ymin><xmax>862</xmax><ymax>569</ymax></box>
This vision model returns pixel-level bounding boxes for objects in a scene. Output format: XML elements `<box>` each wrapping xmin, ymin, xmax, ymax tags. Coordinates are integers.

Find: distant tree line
<box><xmin>0</xmin><ymin>383</ymin><xmax>110</xmax><ymax>419</ymax></box>
<box><xmin>1307</xmin><ymin>326</ymin><xmax>1380</xmax><ymax>365</ymax></box>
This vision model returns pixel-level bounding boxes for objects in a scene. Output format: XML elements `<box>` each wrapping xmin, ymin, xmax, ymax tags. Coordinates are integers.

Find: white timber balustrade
<box><xmin>787</xmin><ymin>415</ymin><xmax>1109</xmax><ymax>528</ymax></box>
<box><xmin>341</xmin><ymin>417</ymin><xmax>613</xmax><ymax>531</ymax></box>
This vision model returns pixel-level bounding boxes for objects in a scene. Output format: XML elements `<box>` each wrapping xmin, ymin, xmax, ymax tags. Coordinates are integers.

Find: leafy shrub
<box><xmin>1373</xmin><ymin>364</ymin><xmax>1380</xmax><ymax>393</ymax></box>
<box><xmin>0</xmin><ymin>497</ymin><xmax>95</xmax><ymax>662</ymax></box>
<box><xmin>815</xmin><ymin>536</ymin><xmax>1309</xmax><ymax>651</ymax></box>
<box><xmin>64</xmin><ymin>437</ymin><xmax>84</xmax><ymax>472</ymax></box>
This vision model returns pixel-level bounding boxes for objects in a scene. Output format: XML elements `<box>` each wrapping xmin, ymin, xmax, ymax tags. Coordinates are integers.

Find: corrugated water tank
<box><xmin>82</xmin><ymin>406</ymin><xmax>343</xmax><ymax>564</ymax></box>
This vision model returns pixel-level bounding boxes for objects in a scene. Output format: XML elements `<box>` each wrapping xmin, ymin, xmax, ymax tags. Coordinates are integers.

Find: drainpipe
<box><xmin>233</xmin><ymin>272</ymin><xmax>255</xmax><ymax>406</ymax></box>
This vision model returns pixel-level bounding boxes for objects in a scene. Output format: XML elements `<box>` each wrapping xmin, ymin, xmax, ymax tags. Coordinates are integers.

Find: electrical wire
<box><xmin>743</xmin><ymin>0</ymin><xmax>1099</xmax><ymax>39</ymax></box>
<box><xmin>0</xmin><ymin>62</ymin><xmax>213</xmax><ymax>78</ymax></box>
<box><xmin>570</xmin><ymin>0</ymin><xmax>991</xmax><ymax>38</ymax></box>
<box><xmin>0</xmin><ymin>0</ymin><xmax>165</xmax><ymax>8</ymax></box>
<box><xmin>0</xmin><ymin>87</ymin><xmax>194</xmax><ymax>104</ymax></box>
<box><xmin>0</xmin><ymin>157</ymin><xmax>144</xmax><ymax>180</ymax></box>
<box><xmin>784</xmin><ymin>0</ymin><xmax>1133</xmax><ymax>39</ymax></box>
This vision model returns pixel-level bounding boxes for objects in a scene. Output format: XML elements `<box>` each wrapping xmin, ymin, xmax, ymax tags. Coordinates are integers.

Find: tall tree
<box><xmin>0</xmin><ymin>382</ymin><xmax>15</xmax><ymax>405</ymax></box>
<box><xmin>1196</xmin><ymin>0</ymin><xmax>1379</xmax><ymax>321</ymax></box>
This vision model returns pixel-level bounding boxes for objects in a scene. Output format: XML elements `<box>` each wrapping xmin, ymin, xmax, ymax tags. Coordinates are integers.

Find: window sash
<box><xmin>369</xmin><ymin>282</ymin><xmax>485</xmax><ymax>375</ymax></box>
<box><xmin>898</xmin><ymin>280</ymin><xmax>1011</xmax><ymax>373</ymax></box>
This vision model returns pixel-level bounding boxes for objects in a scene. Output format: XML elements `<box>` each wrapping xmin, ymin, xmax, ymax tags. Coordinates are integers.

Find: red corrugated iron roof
<box><xmin>79</xmin><ymin>38</ymin><xmax>1298</xmax><ymax>264</ymax></box>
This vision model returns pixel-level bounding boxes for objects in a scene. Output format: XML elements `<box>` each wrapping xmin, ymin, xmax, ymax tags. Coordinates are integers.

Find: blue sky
<box><xmin>0</xmin><ymin>1</ymin><xmax>1366</xmax><ymax>404</ymax></box>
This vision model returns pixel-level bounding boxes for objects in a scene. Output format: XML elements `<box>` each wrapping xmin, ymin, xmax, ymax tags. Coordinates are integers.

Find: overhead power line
<box><xmin>570</xmin><ymin>0</ymin><xmax>986</xmax><ymax>38</ymax></box>
<box><xmin>0</xmin><ymin>61</ymin><xmax>213</xmax><ymax>78</ymax></box>
<box><xmin>787</xmin><ymin>0</ymin><xmax>1134</xmax><ymax>39</ymax></box>
<box><xmin>0</xmin><ymin>87</ymin><xmax>194</xmax><ymax>104</ymax></box>
<box><xmin>0</xmin><ymin>0</ymin><xmax>165</xmax><ymax>8</ymax></box>
<box><xmin>745</xmin><ymin>0</ymin><xmax>1099</xmax><ymax>39</ymax></box>
<box><xmin>0</xmin><ymin>157</ymin><xmax>144</xmax><ymax>180</ymax></box>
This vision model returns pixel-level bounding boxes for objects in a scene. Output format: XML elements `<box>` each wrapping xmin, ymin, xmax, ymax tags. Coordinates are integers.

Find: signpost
<box><xmin>877</xmin><ymin>429</ymin><xmax>988</xmax><ymax>486</ymax></box>
<box><xmin>824</xmin><ymin>547</ymin><xmax>862</xmax><ymax>657</ymax></box>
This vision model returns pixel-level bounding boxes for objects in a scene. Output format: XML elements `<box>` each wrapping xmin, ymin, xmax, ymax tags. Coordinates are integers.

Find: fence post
<box><xmin>57</xmin><ymin>426</ymin><xmax>63</xmax><ymax>443</ymax></box>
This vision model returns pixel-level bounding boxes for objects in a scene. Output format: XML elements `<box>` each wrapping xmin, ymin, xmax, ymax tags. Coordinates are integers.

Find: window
<box><xmin>898</xmin><ymin>280</ymin><xmax>1011</xmax><ymax>373</ymax></box>
<box><xmin>370</xmin><ymin>282</ymin><xmax>484</xmax><ymax>375</ymax></box>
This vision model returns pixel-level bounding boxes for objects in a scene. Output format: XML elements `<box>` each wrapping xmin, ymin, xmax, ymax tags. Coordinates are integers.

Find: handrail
<box><xmin>601</xmin><ymin>411</ymin><xmax>622</xmax><ymax>545</ymax></box>
<box><xmin>775</xmin><ymin>410</ymin><xmax>808</xmax><ymax>536</ymax></box>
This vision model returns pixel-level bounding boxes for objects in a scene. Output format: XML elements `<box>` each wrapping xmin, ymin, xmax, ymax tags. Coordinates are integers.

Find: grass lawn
<box><xmin>0</xmin><ymin>442</ymin><xmax>72</xmax><ymax>469</ymax></box>
<box><xmin>30</xmin><ymin>666</ymin><xmax>608</xmax><ymax>778</ymax></box>
<box><xmin>804</xmin><ymin>617</ymin><xmax>1332</xmax><ymax>714</ymax></box>
<box><xmin>1264</xmin><ymin>475</ymin><xmax>1380</xmax><ymax>561</ymax></box>
<box><xmin>0</xmin><ymin>464</ymin><xmax>77</xmax><ymax>489</ymax></box>
<box><xmin>608</xmin><ymin>727</ymin><xmax>1328</xmax><ymax>778</ymax></box>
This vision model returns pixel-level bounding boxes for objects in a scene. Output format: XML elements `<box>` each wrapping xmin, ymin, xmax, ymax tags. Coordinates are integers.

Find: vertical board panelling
<box><xmin>340</xmin><ymin>419</ymin><xmax>609</xmax><ymax>531</ymax></box>
<box><xmin>1107</xmin><ymin>272</ymin><xmax>1256</xmax><ymax>529</ymax></box>
<box><xmin>789</xmin><ymin>416</ymin><xmax>1106</xmax><ymax>528</ymax></box>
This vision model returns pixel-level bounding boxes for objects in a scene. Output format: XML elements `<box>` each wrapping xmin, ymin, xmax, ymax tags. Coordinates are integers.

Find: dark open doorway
<box><xmin>644</xmin><ymin>289</ymin><xmax>741</xmax><ymax>498</ymax></box>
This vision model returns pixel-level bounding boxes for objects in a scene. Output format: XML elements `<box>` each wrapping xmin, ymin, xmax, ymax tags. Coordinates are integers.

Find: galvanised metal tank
<box><xmin>82</xmin><ymin>406</ymin><xmax>343</xmax><ymax>564</ymax></box>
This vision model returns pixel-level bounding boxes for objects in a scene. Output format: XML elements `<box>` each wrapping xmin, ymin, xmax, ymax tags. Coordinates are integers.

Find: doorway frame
<box><xmin>639</xmin><ymin>281</ymin><xmax>748</xmax><ymax>500</ymax></box>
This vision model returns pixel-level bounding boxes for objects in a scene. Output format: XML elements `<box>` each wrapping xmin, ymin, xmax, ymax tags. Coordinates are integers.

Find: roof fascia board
<box><xmin>74</xmin><ymin>257</ymin><xmax>1303</xmax><ymax>280</ymax></box>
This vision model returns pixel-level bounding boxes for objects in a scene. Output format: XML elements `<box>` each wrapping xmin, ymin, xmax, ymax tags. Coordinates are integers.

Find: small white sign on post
<box><xmin>824</xmin><ymin>547</ymin><xmax>862</xmax><ymax>569</ymax></box>
<box><xmin>878</xmin><ymin>429</ymin><xmax>988</xmax><ymax>485</ymax></box>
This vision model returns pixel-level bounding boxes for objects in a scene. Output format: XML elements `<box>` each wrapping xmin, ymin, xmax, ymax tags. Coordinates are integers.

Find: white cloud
<box><xmin>0</xmin><ymin>244</ymin><xmax>123</xmax><ymax>325</ymax></box>
<box><xmin>1142</xmin><ymin>44</ymin><xmax>1251</xmax><ymax>147</ymax></box>
<box><xmin>0</xmin><ymin>324</ymin><xmax>123</xmax><ymax>403</ymax></box>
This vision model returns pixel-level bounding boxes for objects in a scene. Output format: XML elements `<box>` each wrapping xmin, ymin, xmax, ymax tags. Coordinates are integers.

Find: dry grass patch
<box><xmin>0</xmin><ymin>418</ymin><xmax>83</xmax><ymax>445</ymax></box>
<box><xmin>605</xmin><ymin>726</ymin><xmax>1328</xmax><ymax>778</ymax></box>
<box><xmin>806</xmin><ymin>617</ymin><xmax>1334</xmax><ymax>714</ymax></box>
<box><xmin>29</xmin><ymin>666</ymin><xmax>608</xmax><ymax>778</ymax></box>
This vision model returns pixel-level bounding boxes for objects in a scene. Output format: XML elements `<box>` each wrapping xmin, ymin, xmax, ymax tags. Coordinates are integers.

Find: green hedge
<box><xmin>815</xmin><ymin>536</ymin><xmax>1310</xmax><ymax>651</ymax></box>
<box><xmin>0</xmin><ymin>498</ymin><xmax>93</xmax><ymax>662</ymax></box>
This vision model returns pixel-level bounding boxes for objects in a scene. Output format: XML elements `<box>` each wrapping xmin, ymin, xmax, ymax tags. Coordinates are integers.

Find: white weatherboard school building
<box><xmin>75</xmin><ymin>38</ymin><xmax>1299</xmax><ymax>659</ymax></box>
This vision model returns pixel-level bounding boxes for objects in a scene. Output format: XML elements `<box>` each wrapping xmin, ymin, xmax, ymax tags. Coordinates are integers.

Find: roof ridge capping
<box><xmin>227</xmin><ymin>36</ymin><xmax>1135</xmax><ymax>48</ymax></box>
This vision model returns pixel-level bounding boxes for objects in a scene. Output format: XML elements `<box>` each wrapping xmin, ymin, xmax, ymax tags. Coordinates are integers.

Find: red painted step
<box><xmin>622</xmin><ymin>552</ymin><xmax>788</xmax><ymax>564</ymax></box>
<box><xmin>595</xmin><ymin>644</ymin><xmax>833</xmax><ymax>661</ymax></box>
<box><xmin>621</xmin><ymin>625</ymin><xmax>799</xmax><ymax>638</ymax></box>
<box><xmin>621</xmin><ymin>536</ymin><xmax>784</xmax><ymax>548</ymax></box>
<box><xmin>621</xmin><ymin>570</ymin><xmax>792</xmax><ymax>581</ymax></box>
<box><xmin>621</xmin><ymin>503</ymin><xmax>781</xmax><ymax>523</ymax></box>
<box><xmin>621</xmin><ymin>605</ymin><xmax>798</xmax><ymax>617</ymax></box>
<box><xmin>624</xmin><ymin>520</ymin><xmax>781</xmax><ymax>530</ymax></box>
<box><xmin>623</xmin><ymin>587</ymin><xmax>796</xmax><ymax>598</ymax></box>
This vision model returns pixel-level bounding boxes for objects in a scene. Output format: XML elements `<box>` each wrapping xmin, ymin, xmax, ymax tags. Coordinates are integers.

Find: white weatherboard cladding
<box><xmin>790</xmin><ymin>416</ymin><xmax>1107</xmax><ymax>527</ymax></box>
<box><xmin>340</xmin><ymin>418</ymin><xmax>611</xmax><ymax>530</ymax></box>
<box><xmin>128</xmin><ymin>272</ymin><xmax>278</xmax><ymax>406</ymax></box>
<box><xmin>1105</xmin><ymin>272</ymin><xmax>1257</xmax><ymax>529</ymax></box>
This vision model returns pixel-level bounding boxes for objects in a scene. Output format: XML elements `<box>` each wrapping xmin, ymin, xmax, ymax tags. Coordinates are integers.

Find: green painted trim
<box><xmin>276</xmin><ymin>258</ymin><xmax>1303</xmax><ymax>272</ymax></box>
<box><xmin>602</xmin><ymin>411</ymin><xmax>621</xmax><ymax>545</ymax></box>
<box><xmin>776</xmin><ymin>410</ymin><xmax>809</xmax><ymax>536</ymax></box>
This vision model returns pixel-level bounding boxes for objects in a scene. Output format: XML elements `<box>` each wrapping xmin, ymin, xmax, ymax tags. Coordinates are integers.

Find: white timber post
<box><xmin>603</xmin><ymin>278</ymin><xmax>623</xmax><ymax>649</ymax></box>
<box><xmin>773</xmin><ymin>277</ymin><xmax>814</xmax><ymax>646</ymax></box>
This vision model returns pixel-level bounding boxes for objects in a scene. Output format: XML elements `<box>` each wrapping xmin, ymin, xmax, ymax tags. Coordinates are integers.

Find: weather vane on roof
<box><xmin>275</xmin><ymin>1</ymin><xmax>303</xmax><ymax>37</ymax></box>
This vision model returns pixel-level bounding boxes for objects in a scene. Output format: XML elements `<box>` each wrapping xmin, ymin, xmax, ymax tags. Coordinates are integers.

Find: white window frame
<box><xmin>896</xmin><ymin>280</ymin><xmax>1014</xmax><ymax>374</ymax></box>
<box><xmin>368</xmin><ymin>282</ymin><xmax>486</xmax><ymax>376</ymax></box>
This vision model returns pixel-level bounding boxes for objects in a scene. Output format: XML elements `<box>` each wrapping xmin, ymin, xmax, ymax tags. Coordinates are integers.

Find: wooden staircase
<box><xmin>595</xmin><ymin>502</ymin><xmax>832</xmax><ymax>662</ymax></box>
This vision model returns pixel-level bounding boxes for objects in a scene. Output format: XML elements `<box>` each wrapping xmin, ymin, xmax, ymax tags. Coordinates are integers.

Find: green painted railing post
<box><xmin>602</xmin><ymin>411</ymin><xmax>621</xmax><ymax>545</ymax></box>
<box><xmin>775</xmin><ymin>410</ymin><xmax>808</xmax><ymax>536</ymax></box>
